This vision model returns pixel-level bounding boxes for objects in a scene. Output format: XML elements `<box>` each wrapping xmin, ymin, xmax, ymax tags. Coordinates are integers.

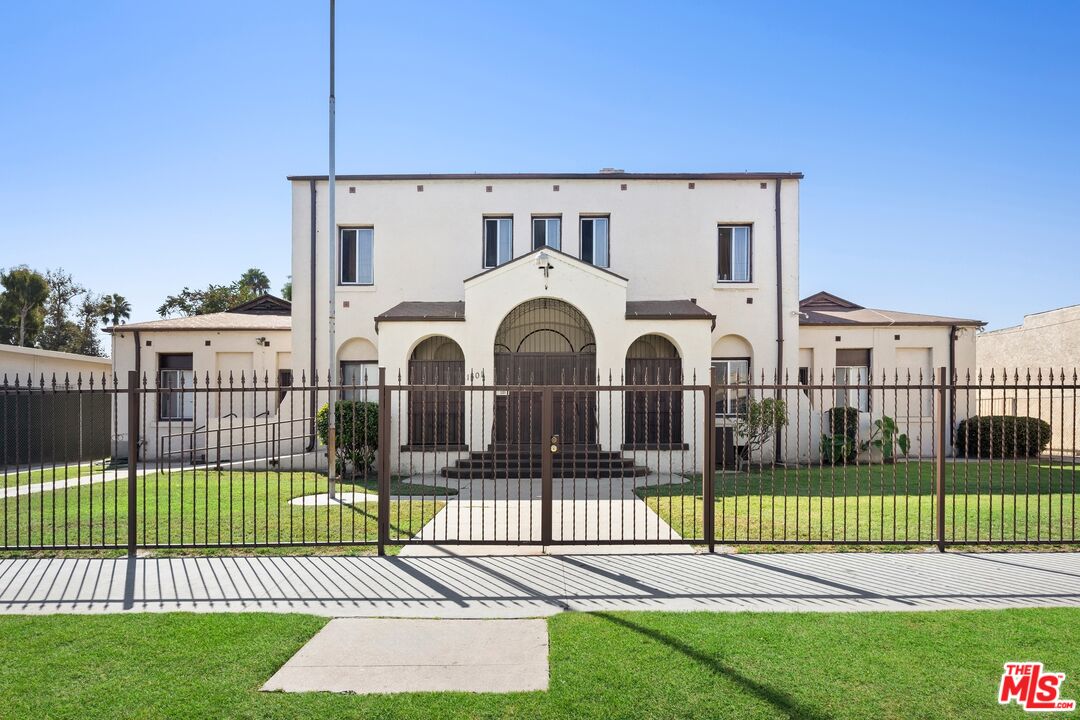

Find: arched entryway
<box><xmin>408</xmin><ymin>336</ymin><xmax>465</xmax><ymax>447</ymax></box>
<box><xmin>625</xmin><ymin>334</ymin><xmax>683</xmax><ymax>446</ymax></box>
<box><xmin>493</xmin><ymin>298</ymin><xmax>596</xmax><ymax>445</ymax></box>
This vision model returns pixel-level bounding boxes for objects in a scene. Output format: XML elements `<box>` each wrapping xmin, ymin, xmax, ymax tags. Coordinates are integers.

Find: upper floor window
<box><xmin>340</xmin><ymin>228</ymin><xmax>374</xmax><ymax>285</ymax></box>
<box><xmin>580</xmin><ymin>216</ymin><xmax>610</xmax><ymax>267</ymax></box>
<box><xmin>483</xmin><ymin>217</ymin><xmax>513</xmax><ymax>268</ymax></box>
<box><xmin>717</xmin><ymin>225</ymin><xmax>751</xmax><ymax>282</ymax></box>
<box><xmin>532</xmin><ymin>217</ymin><xmax>561</xmax><ymax>251</ymax></box>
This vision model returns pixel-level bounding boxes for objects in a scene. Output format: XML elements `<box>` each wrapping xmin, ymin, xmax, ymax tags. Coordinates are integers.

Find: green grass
<box><xmin>637</xmin><ymin>461</ymin><xmax>1080</xmax><ymax>548</ymax></box>
<box><xmin>1</xmin><ymin>471</ymin><xmax>444</xmax><ymax>554</ymax></box>
<box><xmin>2</xmin><ymin>462</ymin><xmax>107</xmax><ymax>488</ymax></box>
<box><xmin>0</xmin><ymin>609</ymin><xmax>1076</xmax><ymax>718</ymax></box>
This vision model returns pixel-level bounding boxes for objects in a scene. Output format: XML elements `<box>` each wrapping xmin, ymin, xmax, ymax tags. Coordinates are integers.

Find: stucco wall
<box><xmin>291</xmin><ymin>176</ymin><xmax>800</xmax><ymax>380</ymax></box>
<box><xmin>976</xmin><ymin>305</ymin><xmax>1080</xmax><ymax>453</ymax></box>
<box><xmin>0</xmin><ymin>345</ymin><xmax>111</xmax><ymax>382</ymax></box>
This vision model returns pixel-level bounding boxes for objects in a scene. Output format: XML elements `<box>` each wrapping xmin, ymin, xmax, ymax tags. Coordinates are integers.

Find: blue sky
<box><xmin>1</xmin><ymin>0</ymin><xmax>1077</xmax><ymax>331</ymax></box>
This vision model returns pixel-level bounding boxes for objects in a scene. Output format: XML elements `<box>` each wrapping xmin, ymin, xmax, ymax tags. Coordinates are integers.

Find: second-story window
<box><xmin>340</xmin><ymin>228</ymin><xmax>374</xmax><ymax>285</ymax></box>
<box><xmin>532</xmin><ymin>217</ymin><xmax>561</xmax><ymax>251</ymax></box>
<box><xmin>483</xmin><ymin>217</ymin><xmax>513</xmax><ymax>268</ymax></box>
<box><xmin>717</xmin><ymin>225</ymin><xmax>751</xmax><ymax>282</ymax></box>
<box><xmin>580</xmin><ymin>216</ymin><xmax>610</xmax><ymax>267</ymax></box>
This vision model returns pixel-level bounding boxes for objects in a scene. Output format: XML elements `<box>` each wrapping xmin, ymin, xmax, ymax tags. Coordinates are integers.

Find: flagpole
<box><xmin>326</xmin><ymin>0</ymin><xmax>337</xmax><ymax>500</ymax></box>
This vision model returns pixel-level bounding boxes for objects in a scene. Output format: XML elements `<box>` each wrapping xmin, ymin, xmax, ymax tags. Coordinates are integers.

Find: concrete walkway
<box><xmin>1</xmin><ymin>552</ymin><xmax>1078</xmax><ymax>618</ymax></box>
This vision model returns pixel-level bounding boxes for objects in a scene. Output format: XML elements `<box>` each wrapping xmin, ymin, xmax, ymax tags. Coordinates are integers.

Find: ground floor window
<box><xmin>340</xmin><ymin>361</ymin><xmax>378</xmax><ymax>403</ymax></box>
<box><xmin>835</xmin><ymin>349</ymin><xmax>871</xmax><ymax>412</ymax></box>
<box><xmin>712</xmin><ymin>358</ymin><xmax>750</xmax><ymax>417</ymax></box>
<box><xmin>159</xmin><ymin>353</ymin><xmax>194</xmax><ymax>421</ymax></box>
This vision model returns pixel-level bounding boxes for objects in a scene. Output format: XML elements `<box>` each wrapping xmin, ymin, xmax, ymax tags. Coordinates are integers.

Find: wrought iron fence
<box><xmin>0</xmin><ymin>368</ymin><xmax>1077</xmax><ymax>552</ymax></box>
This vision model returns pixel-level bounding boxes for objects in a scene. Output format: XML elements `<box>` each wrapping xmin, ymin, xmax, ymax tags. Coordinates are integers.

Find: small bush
<box><xmin>826</xmin><ymin>406</ymin><xmax>860</xmax><ymax>439</ymax></box>
<box><xmin>316</xmin><ymin>400</ymin><xmax>380</xmax><ymax>476</ymax></box>
<box><xmin>954</xmin><ymin>415</ymin><xmax>1051</xmax><ymax>458</ymax></box>
<box><xmin>820</xmin><ymin>433</ymin><xmax>856</xmax><ymax>466</ymax></box>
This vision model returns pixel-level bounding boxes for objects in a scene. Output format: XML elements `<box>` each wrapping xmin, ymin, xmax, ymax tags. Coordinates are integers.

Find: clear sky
<box><xmin>1</xmin><ymin>0</ymin><xmax>1077</xmax><ymax>332</ymax></box>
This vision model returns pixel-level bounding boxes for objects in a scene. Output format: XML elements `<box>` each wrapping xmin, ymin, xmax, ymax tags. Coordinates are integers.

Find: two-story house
<box><xmin>288</xmin><ymin>171</ymin><xmax>801</xmax><ymax>471</ymax></box>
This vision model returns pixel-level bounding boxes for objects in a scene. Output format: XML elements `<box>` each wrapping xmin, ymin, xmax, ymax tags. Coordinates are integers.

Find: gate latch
<box><xmin>550</xmin><ymin>434</ymin><xmax>560</xmax><ymax>454</ymax></box>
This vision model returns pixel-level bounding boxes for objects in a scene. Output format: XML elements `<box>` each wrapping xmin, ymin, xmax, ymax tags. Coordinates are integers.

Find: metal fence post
<box><xmin>936</xmin><ymin>366</ymin><xmax>947</xmax><ymax>552</ymax></box>
<box><xmin>127</xmin><ymin>370</ymin><xmax>139</xmax><ymax>556</ymax></box>
<box><xmin>541</xmin><ymin>387</ymin><xmax>553</xmax><ymax>546</ymax></box>
<box><xmin>377</xmin><ymin>367</ymin><xmax>390</xmax><ymax>556</ymax></box>
<box><xmin>704</xmin><ymin>368</ymin><xmax>716</xmax><ymax>552</ymax></box>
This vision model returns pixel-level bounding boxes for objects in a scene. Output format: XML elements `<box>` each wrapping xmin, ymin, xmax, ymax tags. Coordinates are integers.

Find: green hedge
<box><xmin>954</xmin><ymin>415</ymin><xmax>1051</xmax><ymax>458</ymax></box>
<box><xmin>316</xmin><ymin>400</ymin><xmax>379</xmax><ymax>475</ymax></box>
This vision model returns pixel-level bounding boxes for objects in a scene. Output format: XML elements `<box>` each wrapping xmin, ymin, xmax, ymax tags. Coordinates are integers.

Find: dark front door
<box><xmin>494</xmin><ymin>353</ymin><xmax>596</xmax><ymax>445</ymax></box>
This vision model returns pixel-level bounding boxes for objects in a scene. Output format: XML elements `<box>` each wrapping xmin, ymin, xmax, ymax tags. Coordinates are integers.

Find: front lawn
<box><xmin>1</xmin><ymin>471</ymin><xmax>444</xmax><ymax>554</ymax></box>
<box><xmin>2</xmin><ymin>462</ymin><xmax>106</xmax><ymax>488</ymax></box>
<box><xmin>0</xmin><ymin>608</ymin><xmax>1075</xmax><ymax>718</ymax></box>
<box><xmin>637</xmin><ymin>461</ymin><xmax>1079</xmax><ymax>548</ymax></box>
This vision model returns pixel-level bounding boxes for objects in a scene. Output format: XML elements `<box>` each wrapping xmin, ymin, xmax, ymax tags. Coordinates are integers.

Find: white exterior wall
<box><xmin>291</xmin><ymin>176</ymin><xmax>800</xmax><ymax>380</ymax></box>
<box><xmin>792</xmin><ymin>324</ymin><xmax>978</xmax><ymax>460</ymax></box>
<box><xmin>0</xmin><ymin>345</ymin><xmax>111</xmax><ymax>382</ymax></box>
<box><xmin>110</xmin><ymin>328</ymin><xmax>295</xmax><ymax>461</ymax></box>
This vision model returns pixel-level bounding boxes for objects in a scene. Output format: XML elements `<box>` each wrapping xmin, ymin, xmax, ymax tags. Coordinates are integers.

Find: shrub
<box><xmin>954</xmin><ymin>415</ymin><xmax>1051</xmax><ymax>458</ymax></box>
<box><xmin>733</xmin><ymin>397</ymin><xmax>789</xmax><ymax>470</ymax></box>
<box><xmin>826</xmin><ymin>406</ymin><xmax>860</xmax><ymax>439</ymax></box>
<box><xmin>820</xmin><ymin>433</ymin><xmax>856</xmax><ymax>466</ymax></box>
<box><xmin>820</xmin><ymin>406</ymin><xmax>860</xmax><ymax>465</ymax></box>
<box><xmin>316</xmin><ymin>400</ymin><xmax>380</xmax><ymax>476</ymax></box>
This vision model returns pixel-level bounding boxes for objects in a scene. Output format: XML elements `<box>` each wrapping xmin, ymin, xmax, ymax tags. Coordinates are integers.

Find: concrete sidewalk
<box><xmin>1</xmin><ymin>551</ymin><xmax>1078</xmax><ymax>617</ymax></box>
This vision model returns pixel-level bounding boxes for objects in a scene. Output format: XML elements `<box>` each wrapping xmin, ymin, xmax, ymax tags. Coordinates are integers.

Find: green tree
<box><xmin>71</xmin><ymin>294</ymin><xmax>105</xmax><ymax>357</ymax></box>
<box><xmin>157</xmin><ymin>269</ymin><xmax>273</xmax><ymax>318</ymax></box>
<box><xmin>37</xmin><ymin>269</ymin><xmax>85</xmax><ymax>352</ymax></box>
<box><xmin>733</xmin><ymin>397</ymin><xmax>789</xmax><ymax>470</ymax></box>
<box><xmin>0</xmin><ymin>266</ymin><xmax>49</xmax><ymax>347</ymax></box>
<box><xmin>99</xmin><ymin>293</ymin><xmax>132</xmax><ymax>326</ymax></box>
<box><xmin>281</xmin><ymin>276</ymin><xmax>292</xmax><ymax>301</ymax></box>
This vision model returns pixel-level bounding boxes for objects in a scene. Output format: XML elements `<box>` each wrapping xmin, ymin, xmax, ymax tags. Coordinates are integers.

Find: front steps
<box><xmin>440</xmin><ymin>444</ymin><xmax>650</xmax><ymax>479</ymax></box>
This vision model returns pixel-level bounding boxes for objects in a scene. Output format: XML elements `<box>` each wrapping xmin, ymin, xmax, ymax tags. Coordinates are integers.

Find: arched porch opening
<box><xmin>493</xmin><ymin>298</ymin><xmax>596</xmax><ymax>445</ymax></box>
<box><xmin>625</xmin><ymin>334</ymin><xmax>683</xmax><ymax>446</ymax></box>
<box><xmin>408</xmin><ymin>335</ymin><xmax>465</xmax><ymax>447</ymax></box>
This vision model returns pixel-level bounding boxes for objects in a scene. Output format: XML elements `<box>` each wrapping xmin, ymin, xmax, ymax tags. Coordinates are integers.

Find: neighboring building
<box><xmin>797</xmin><ymin>291</ymin><xmax>983</xmax><ymax>456</ymax></box>
<box><xmin>0</xmin><ymin>346</ymin><xmax>112</xmax><ymax>465</ymax></box>
<box><xmin>0</xmin><ymin>344</ymin><xmax>111</xmax><ymax>383</ymax></box>
<box><xmin>289</xmin><ymin>171</ymin><xmax>802</xmax><ymax>471</ymax></box>
<box><xmin>107</xmin><ymin>295</ymin><xmax>293</xmax><ymax>461</ymax></box>
<box><xmin>977</xmin><ymin>304</ymin><xmax>1080</xmax><ymax>454</ymax></box>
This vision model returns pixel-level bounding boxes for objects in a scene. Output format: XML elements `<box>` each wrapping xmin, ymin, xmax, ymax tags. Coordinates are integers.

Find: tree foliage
<box><xmin>157</xmin><ymin>267</ymin><xmax>274</xmax><ymax>317</ymax></box>
<box><xmin>99</xmin><ymin>294</ymin><xmax>132</xmax><ymax>326</ymax></box>
<box><xmin>733</xmin><ymin>396</ymin><xmax>789</xmax><ymax>469</ymax></box>
<box><xmin>0</xmin><ymin>266</ymin><xmax>49</xmax><ymax>347</ymax></box>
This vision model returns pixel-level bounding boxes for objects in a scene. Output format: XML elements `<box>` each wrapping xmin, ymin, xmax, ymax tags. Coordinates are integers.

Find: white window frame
<box><xmin>580</xmin><ymin>216</ymin><xmax>610</xmax><ymax>268</ymax></box>
<box><xmin>532</xmin><ymin>216</ymin><xmax>561</xmax><ymax>251</ymax></box>
<box><xmin>339</xmin><ymin>227</ymin><xmax>374</xmax><ymax>286</ymax></box>
<box><xmin>712</xmin><ymin>358</ymin><xmax>751</xmax><ymax>417</ymax></box>
<box><xmin>159</xmin><ymin>368</ymin><xmax>194</xmax><ymax>421</ymax></box>
<box><xmin>483</xmin><ymin>217</ymin><xmax>514</xmax><ymax>268</ymax></box>
<box><xmin>340</xmin><ymin>361</ymin><xmax>379</xmax><ymax>403</ymax></box>
<box><xmin>717</xmin><ymin>225</ymin><xmax>752</xmax><ymax>283</ymax></box>
<box><xmin>835</xmin><ymin>365</ymin><xmax>871</xmax><ymax>412</ymax></box>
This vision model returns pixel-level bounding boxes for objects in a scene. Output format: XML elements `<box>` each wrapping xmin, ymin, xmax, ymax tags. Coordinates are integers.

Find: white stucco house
<box><xmin>286</xmin><ymin>171</ymin><xmax>983</xmax><ymax>470</ymax></box>
<box><xmin>107</xmin><ymin>294</ymin><xmax>294</xmax><ymax>461</ymax></box>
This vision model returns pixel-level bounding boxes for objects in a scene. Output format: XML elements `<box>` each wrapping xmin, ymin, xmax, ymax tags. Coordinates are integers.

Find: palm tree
<box><xmin>99</xmin><ymin>293</ymin><xmax>132</xmax><ymax>326</ymax></box>
<box><xmin>238</xmin><ymin>268</ymin><xmax>271</xmax><ymax>296</ymax></box>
